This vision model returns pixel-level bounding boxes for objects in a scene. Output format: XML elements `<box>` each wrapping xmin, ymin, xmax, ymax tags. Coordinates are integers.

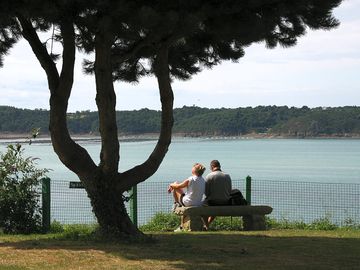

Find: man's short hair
<box><xmin>210</xmin><ymin>160</ymin><xmax>221</xmax><ymax>169</ymax></box>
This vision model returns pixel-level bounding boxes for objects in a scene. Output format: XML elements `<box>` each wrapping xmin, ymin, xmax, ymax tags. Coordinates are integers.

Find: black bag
<box><xmin>230</xmin><ymin>189</ymin><xmax>248</xmax><ymax>205</ymax></box>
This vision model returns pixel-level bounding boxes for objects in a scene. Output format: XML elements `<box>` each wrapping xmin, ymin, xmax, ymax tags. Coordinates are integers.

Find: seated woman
<box><xmin>167</xmin><ymin>163</ymin><xmax>206</xmax><ymax>208</ymax></box>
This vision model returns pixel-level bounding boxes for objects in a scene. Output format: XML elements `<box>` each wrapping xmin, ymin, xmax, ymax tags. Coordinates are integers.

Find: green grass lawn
<box><xmin>1</xmin><ymin>230</ymin><xmax>360</xmax><ymax>270</ymax></box>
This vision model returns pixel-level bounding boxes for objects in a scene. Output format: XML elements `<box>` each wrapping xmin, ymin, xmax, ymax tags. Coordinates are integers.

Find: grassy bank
<box><xmin>1</xmin><ymin>229</ymin><xmax>360</xmax><ymax>270</ymax></box>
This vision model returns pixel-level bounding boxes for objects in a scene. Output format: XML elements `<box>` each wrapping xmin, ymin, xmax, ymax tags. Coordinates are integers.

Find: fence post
<box><xmin>41</xmin><ymin>177</ymin><xmax>51</xmax><ymax>233</ymax></box>
<box><xmin>246</xmin><ymin>175</ymin><xmax>251</xmax><ymax>205</ymax></box>
<box><xmin>129</xmin><ymin>185</ymin><xmax>138</xmax><ymax>226</ymax></box>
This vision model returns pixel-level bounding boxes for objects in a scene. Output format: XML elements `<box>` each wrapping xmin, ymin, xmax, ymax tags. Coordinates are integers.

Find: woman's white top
<box><xmin>182</xmin><ymin>175</ymin><xmax>205</xmax><ymax>206</ymax></box>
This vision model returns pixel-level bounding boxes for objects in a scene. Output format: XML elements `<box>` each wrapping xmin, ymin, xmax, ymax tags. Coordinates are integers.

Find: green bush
<box><xmin>308</xmin><ymin>216</ymin><xmax>337</xmax><ymax>230</ymax></box>
<box><xmin>0</xmin><ymin>144</ymin><xmax>48</xmax><ymax>234</ymax></box>
<box><xmin>266</xmin><ymin>217</ymin><xmax>309</xmax><ymax>230</ymax></box>
<box><xmin>50</xmin><ymin>220</ymin><xmax>65</xmax><ymax>233</ymax></box>
<box><xmin>343</xmin><ymin>218</ymin><xmax>360</xmax><ymax>230</ymax></box>
<box><xmin>49</xmin><ymin>222</ymin><xmax>98</xmax><ymax>240</ymax></box>
<box><xmin>140</xmin><ymin>213</ymin><xmax>243</xmax><ymax>232</ymax></box>
<box><xmin>140</xmin><ymin>212</ymin><xmax>180</xmax><ymax>232</ymax></box>
<box><xmin>60</xmin><ymin>224</ymin><xmax>98</xmax><ymax>240</ymax></box>
<box><xmin>266</xmin><ymin>216</ymin><xmax>342</xmax><ymax>230</ymax></box>
<box><xmin>208</xmin><ymin>217</ymin><xmax>243</xmax><ymax>231</ymax></box>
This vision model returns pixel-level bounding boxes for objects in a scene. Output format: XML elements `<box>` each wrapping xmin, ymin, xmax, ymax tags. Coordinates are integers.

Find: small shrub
<box><xmin>309</xmin><ymin>216</ymin><xmax>337</xmax><ymax>230</ymax></box>
<box><xmin>210</xmin><ymin>217</ymin><xmax>243</xmax><ymax>231</ymax></box>
<box><xmin>60</xmin><ymin>224</ymin><xmax>98</xmax><ymax>240</ymax></box>
<box><xmin>340</xmin><ymin>218</ymin><xmax>360</xmax><ymax>230</ymax></box>
<box><xmin>140</xmin><ymin>213</ymin><xmax>244</xmax><ymax>232</ymax></box>
<box><xmin>50</xmin><ymin>220</ymin><xmax>65</xmax><ymax>233</ymax></box>
<box><xmin>140</xmin><ymin>212</ymin><xmax>180</xmax><ymax>232</ymax></box>
<box><xmin>266</xmin><ymin>217</ymin><xmax>308</xmax><ymax>230</ymax></box>
<box><xmin>0</xmin><ymin>144</ymin><xmax>49</xmax><ymax>234</ymax></box>
<box><xmin>266</xmin><ymin>216</ymin><xmax>342</xmax><ymax>231</ymax></box>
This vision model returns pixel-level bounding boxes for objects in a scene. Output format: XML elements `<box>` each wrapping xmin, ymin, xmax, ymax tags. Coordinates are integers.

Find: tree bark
<box><xmin>86</xmin><ymin>44</ymin><xmax>174</xmax><ymax>237</ymax></box>
<box><xmin>20</xmin><ymin>16</ymin><xmax>175</xmax><ymax>238</ymax></box>
<box><xmin>118</xmin><ymin>45</ymin><xmax>174</xmax><ymax>191</ymax></box>
<box><xmin>19</xmin><ymin>17</ymin><xmax>97</xmax><ymax>182</ymax></box>
<box><xmin>94</xmin><ymin>20</ymin><xmax>119</xmax><ymax>175</ymax></box>
<box><xmin>82</xmin><ymin>19</ymin><xmax>142</xmax><ymax>237</ymax></box>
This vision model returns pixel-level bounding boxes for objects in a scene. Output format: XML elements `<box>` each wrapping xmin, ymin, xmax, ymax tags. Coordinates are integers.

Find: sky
<box><xmin>0</xmin><ymin>0</ymin><xmax>359</xmax><ymax>112</ymax></box>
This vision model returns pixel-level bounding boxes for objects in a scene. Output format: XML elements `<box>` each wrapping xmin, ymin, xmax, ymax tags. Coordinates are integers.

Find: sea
<box><xmin>1</xmin><ymin>137</ymin><xmax>359</xmax><ymax>184</ymax></box>
<box><xmin>1</xmin><ymin>137</ymin><xmax>359</xmax><ymax>225</ymax></box>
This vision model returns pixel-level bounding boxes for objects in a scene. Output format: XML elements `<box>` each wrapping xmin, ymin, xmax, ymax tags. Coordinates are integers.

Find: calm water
<box><xmin>1</xmin><ymin>137</ymin><xmax>359</xmax><ymax>183</ymax></box>
<box><xmin>2</xmin><ymin>138</ymin><xmax>359</xmax><ymax>225</ymax></box>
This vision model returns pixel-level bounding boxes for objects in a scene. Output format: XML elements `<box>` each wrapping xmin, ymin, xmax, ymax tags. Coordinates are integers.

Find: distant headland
<box><xmin>1</xmin><ymin>105</ymin><xmax>360</xmax><ymax>139</ymax></box>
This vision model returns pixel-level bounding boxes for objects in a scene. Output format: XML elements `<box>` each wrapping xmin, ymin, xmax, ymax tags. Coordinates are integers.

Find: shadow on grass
<box><xmin>1</xmin><ymin>232</ymin><xmax>360</xmax><ymax>270</ymax></box>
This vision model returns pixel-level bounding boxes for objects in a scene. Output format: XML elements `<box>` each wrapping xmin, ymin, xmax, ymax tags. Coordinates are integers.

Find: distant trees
<box><xmin>273</xmin><ymin>107</ymin><xmax>360</xmax><ymax>137</ymax></box>
<box><xmin>1</xmin><ymin>105</ymin><xmax>360</xmax><ymax>137</ymax></box>
<box><xmin>0</xmin><ymin>106</ymin><xmax>49</xmax><ymax>133</ymax></box>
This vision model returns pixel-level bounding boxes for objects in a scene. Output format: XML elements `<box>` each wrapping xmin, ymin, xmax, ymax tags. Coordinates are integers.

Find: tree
<box><xmin>0</xmin><ymin>0</ymin><xmax>342</xmax><ymax>238</ymax></box>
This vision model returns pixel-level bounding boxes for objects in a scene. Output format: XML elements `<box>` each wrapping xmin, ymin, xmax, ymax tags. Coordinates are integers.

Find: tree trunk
<box><xmin>118</xmin><ymin>45</ymin><xmax>174</xmax><ymax>191</ymax></box>
<box><xmin>86</xmin><ymin>44</ymin><xmax>174</xmax><ymax>237</ymax></box>
<box><xmin>21</xmin><ymin>15</ymin><xmax>174</xmax><ymax>238</ymax></box>
<box><xmin>84</xmin><ymin>172</ymin><xmax>141</xmax><ymax>237</ymax></box>
<box><xmin>90</xmin><ymin>19</ymin><xmax>143</xmax><ymax>237</ymax></box>
<box><xmin>19</xmin><ymin>17</ymin><xmax>98</xmax><ymax>181</ymax></box>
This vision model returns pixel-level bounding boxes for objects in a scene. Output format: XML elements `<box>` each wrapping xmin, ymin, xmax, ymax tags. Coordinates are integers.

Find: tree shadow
<box><xmin>1</xmin><ymin>232</ymin><xmax>360</xmax><ymax>270</ymax></box>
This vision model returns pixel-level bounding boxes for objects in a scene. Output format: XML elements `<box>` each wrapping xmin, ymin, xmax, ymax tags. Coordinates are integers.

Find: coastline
<box><xmin>1</xmin><ymin>132</ymin><xmax>360</xmax><ymax>145</ymax></box>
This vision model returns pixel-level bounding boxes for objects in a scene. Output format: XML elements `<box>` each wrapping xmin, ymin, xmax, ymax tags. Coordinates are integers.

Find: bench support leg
<box><xmin>182</xmin><ymin>215</ymin><xmax>203</xmax><ymax>231</ymax></box>
<box><xmin>243</xmin><ymin>215</ymin><xmax>266</xmax><ymax>230</ymax></box>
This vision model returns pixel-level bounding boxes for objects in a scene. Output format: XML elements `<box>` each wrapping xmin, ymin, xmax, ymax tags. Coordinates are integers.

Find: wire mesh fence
<box><xmin>48</xmin><ymin>178</ymin><xmax>360</xmax><ymax>226</ymax></box>
<box><xmin>251</xmin><ymin>180</ymin><xmax>360</xmax><ymax>225</ymax></box>
<box><xmin>51</xmin><ymin>181</ymin><xmax>96</xmax><ymax>224</ymax></box>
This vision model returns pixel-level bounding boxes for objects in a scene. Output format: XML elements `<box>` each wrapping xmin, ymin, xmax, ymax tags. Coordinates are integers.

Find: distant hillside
<box><xmin>1</xmin><ymin>105</ymin><xmax>360</xmax><ymax>137</ymax></box>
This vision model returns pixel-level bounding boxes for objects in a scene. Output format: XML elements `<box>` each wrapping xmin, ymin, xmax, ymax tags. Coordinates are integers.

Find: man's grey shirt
<box><xmin>205</xmin><ymin>170</ymin><xmax>232</xmax><ymax>204</ymax></box>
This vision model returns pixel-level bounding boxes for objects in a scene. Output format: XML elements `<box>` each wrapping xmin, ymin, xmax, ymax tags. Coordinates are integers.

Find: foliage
<box><xmin>0</xmin><ymin>0</ymin><xmax>343</xmax><ymax>82</ymax></box>
<box><xmin>207</xmin><ymin>217</ymin><xmax>243</xmax><ymax>231</ymax></box>
<box><xmin>140</xmin><ymin>212</ymin><xmax>180</xmax><ymax>232</ymax></box>
<box><xmin>0</xmin><ymin>144</ymin><xmax>49</xmax><ymax>234</ymax></box>
<box><xmin>266</xmin><ymin>217</ymin><xmax>309</xmax><ymax>230</ymax></box>
<box><xmin>0</xmin><ymin>106</ymin><xmax>49</xmax><ymax>134</ymax></box>
<box><xmin>1</xmin><ymin>105</ymin><xmax>360</xmax><ymax>137</ymax></box>
<box><xmin>343</xmin><ymin>218</ymin><xmax>360</xmax><ymax>230</ymax></box>
<box><xmin>0</xmin><ymin>0</ymin><xmax>343</xmax><ymax>236</ymax></box>
<box><xmin>49</xmin><ymin>220</ymin><xmax>65</xmax><ymax>233</ymax></box>
<box><xmin>60</xmin><ymin>224</ymin><xmax>98</xmax><ymax>240</ymax></box>
<box><xmin>140</xmin><ymin>213</ymin><xmax>360</xmax><ymax>232</ymax></box>
<box><xmin>308</xmin><ymin>216</ymin><xmax>338</xmax><ymax>230</ymax></box>
<box><xmin>50</xmin><ymin>222</ymin><xmax>100</xmax><ymax>240</ymax></box>
<box><xmin>265</xmin><ymin>216</ymin><xmax>353</xmax><ymax>231</ymax></box>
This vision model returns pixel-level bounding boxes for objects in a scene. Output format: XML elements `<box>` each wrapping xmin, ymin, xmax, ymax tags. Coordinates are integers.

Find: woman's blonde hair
<box><xmin>193</xmin><ymin>163</ymin><xmax>206</xmax><ymax>176</ymax></box>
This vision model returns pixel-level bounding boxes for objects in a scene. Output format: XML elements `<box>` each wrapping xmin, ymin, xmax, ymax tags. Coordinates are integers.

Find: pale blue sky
<box><xmin>0</xmin><ymin>0</ymin><xmax>359</xmax><ymax>112</ymax></box>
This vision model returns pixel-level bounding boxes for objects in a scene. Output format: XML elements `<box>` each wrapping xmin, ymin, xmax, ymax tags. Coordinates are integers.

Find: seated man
<box><xmin>203</xmin><ymin>160</ymin><xmax>232</xmax><ymax>229</ymax></box>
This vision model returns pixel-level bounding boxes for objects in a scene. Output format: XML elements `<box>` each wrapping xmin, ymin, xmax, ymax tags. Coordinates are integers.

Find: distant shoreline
<box><xmin>1</xmin><ymin>132</ymin><xmax>360</xmax><ymax>144</ymax></box>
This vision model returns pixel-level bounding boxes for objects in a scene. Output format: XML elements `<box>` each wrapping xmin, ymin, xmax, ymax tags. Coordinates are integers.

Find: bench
<box><xmin>174</xmin><ymin>205</ymin><xmax>273</xmax><ymax>231</ymax></box>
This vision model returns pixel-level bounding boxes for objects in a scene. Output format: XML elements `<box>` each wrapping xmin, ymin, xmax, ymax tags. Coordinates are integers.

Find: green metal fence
<box><xmin>42</xmin><ymin>177</ymin><xmax>360</xmax><ymax>230</ymax></box>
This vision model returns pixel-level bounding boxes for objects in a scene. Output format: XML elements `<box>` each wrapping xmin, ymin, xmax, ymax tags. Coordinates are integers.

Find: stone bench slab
<box><xmin>174</xmin><ymin>205</ymin><xmax>273</xmax><ymax>231</ymax></box>
<box><xmin>174</xmin><ymin>205</ymin><xmax>273</xmax><ymax>216</ymax></box>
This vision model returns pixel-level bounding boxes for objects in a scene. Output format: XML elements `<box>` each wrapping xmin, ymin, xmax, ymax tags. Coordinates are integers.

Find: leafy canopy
<box><xmin>0</xmin><ymin>0</ymin><xmax>341</xmax><ymax>79</ymax></box>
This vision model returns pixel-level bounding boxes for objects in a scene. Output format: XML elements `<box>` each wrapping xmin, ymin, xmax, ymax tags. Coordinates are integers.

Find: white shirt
<box><xmin>182</xmin><ymin>175</ymin><xmax>205</xmax><ymax>206</ymax></box>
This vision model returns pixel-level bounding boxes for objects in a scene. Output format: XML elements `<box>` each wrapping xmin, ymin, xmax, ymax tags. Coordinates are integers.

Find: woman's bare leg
<box><xmin>172</xmin><ymin>188</ymin><xmax>184</xmax><ymax>204</ymax></box>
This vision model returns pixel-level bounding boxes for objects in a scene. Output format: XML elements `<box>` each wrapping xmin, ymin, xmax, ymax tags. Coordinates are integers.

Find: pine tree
<box><xmin>0</xmin><ymin>0</ymin><xmax>342</xmax><ymax>238</ymax></box>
